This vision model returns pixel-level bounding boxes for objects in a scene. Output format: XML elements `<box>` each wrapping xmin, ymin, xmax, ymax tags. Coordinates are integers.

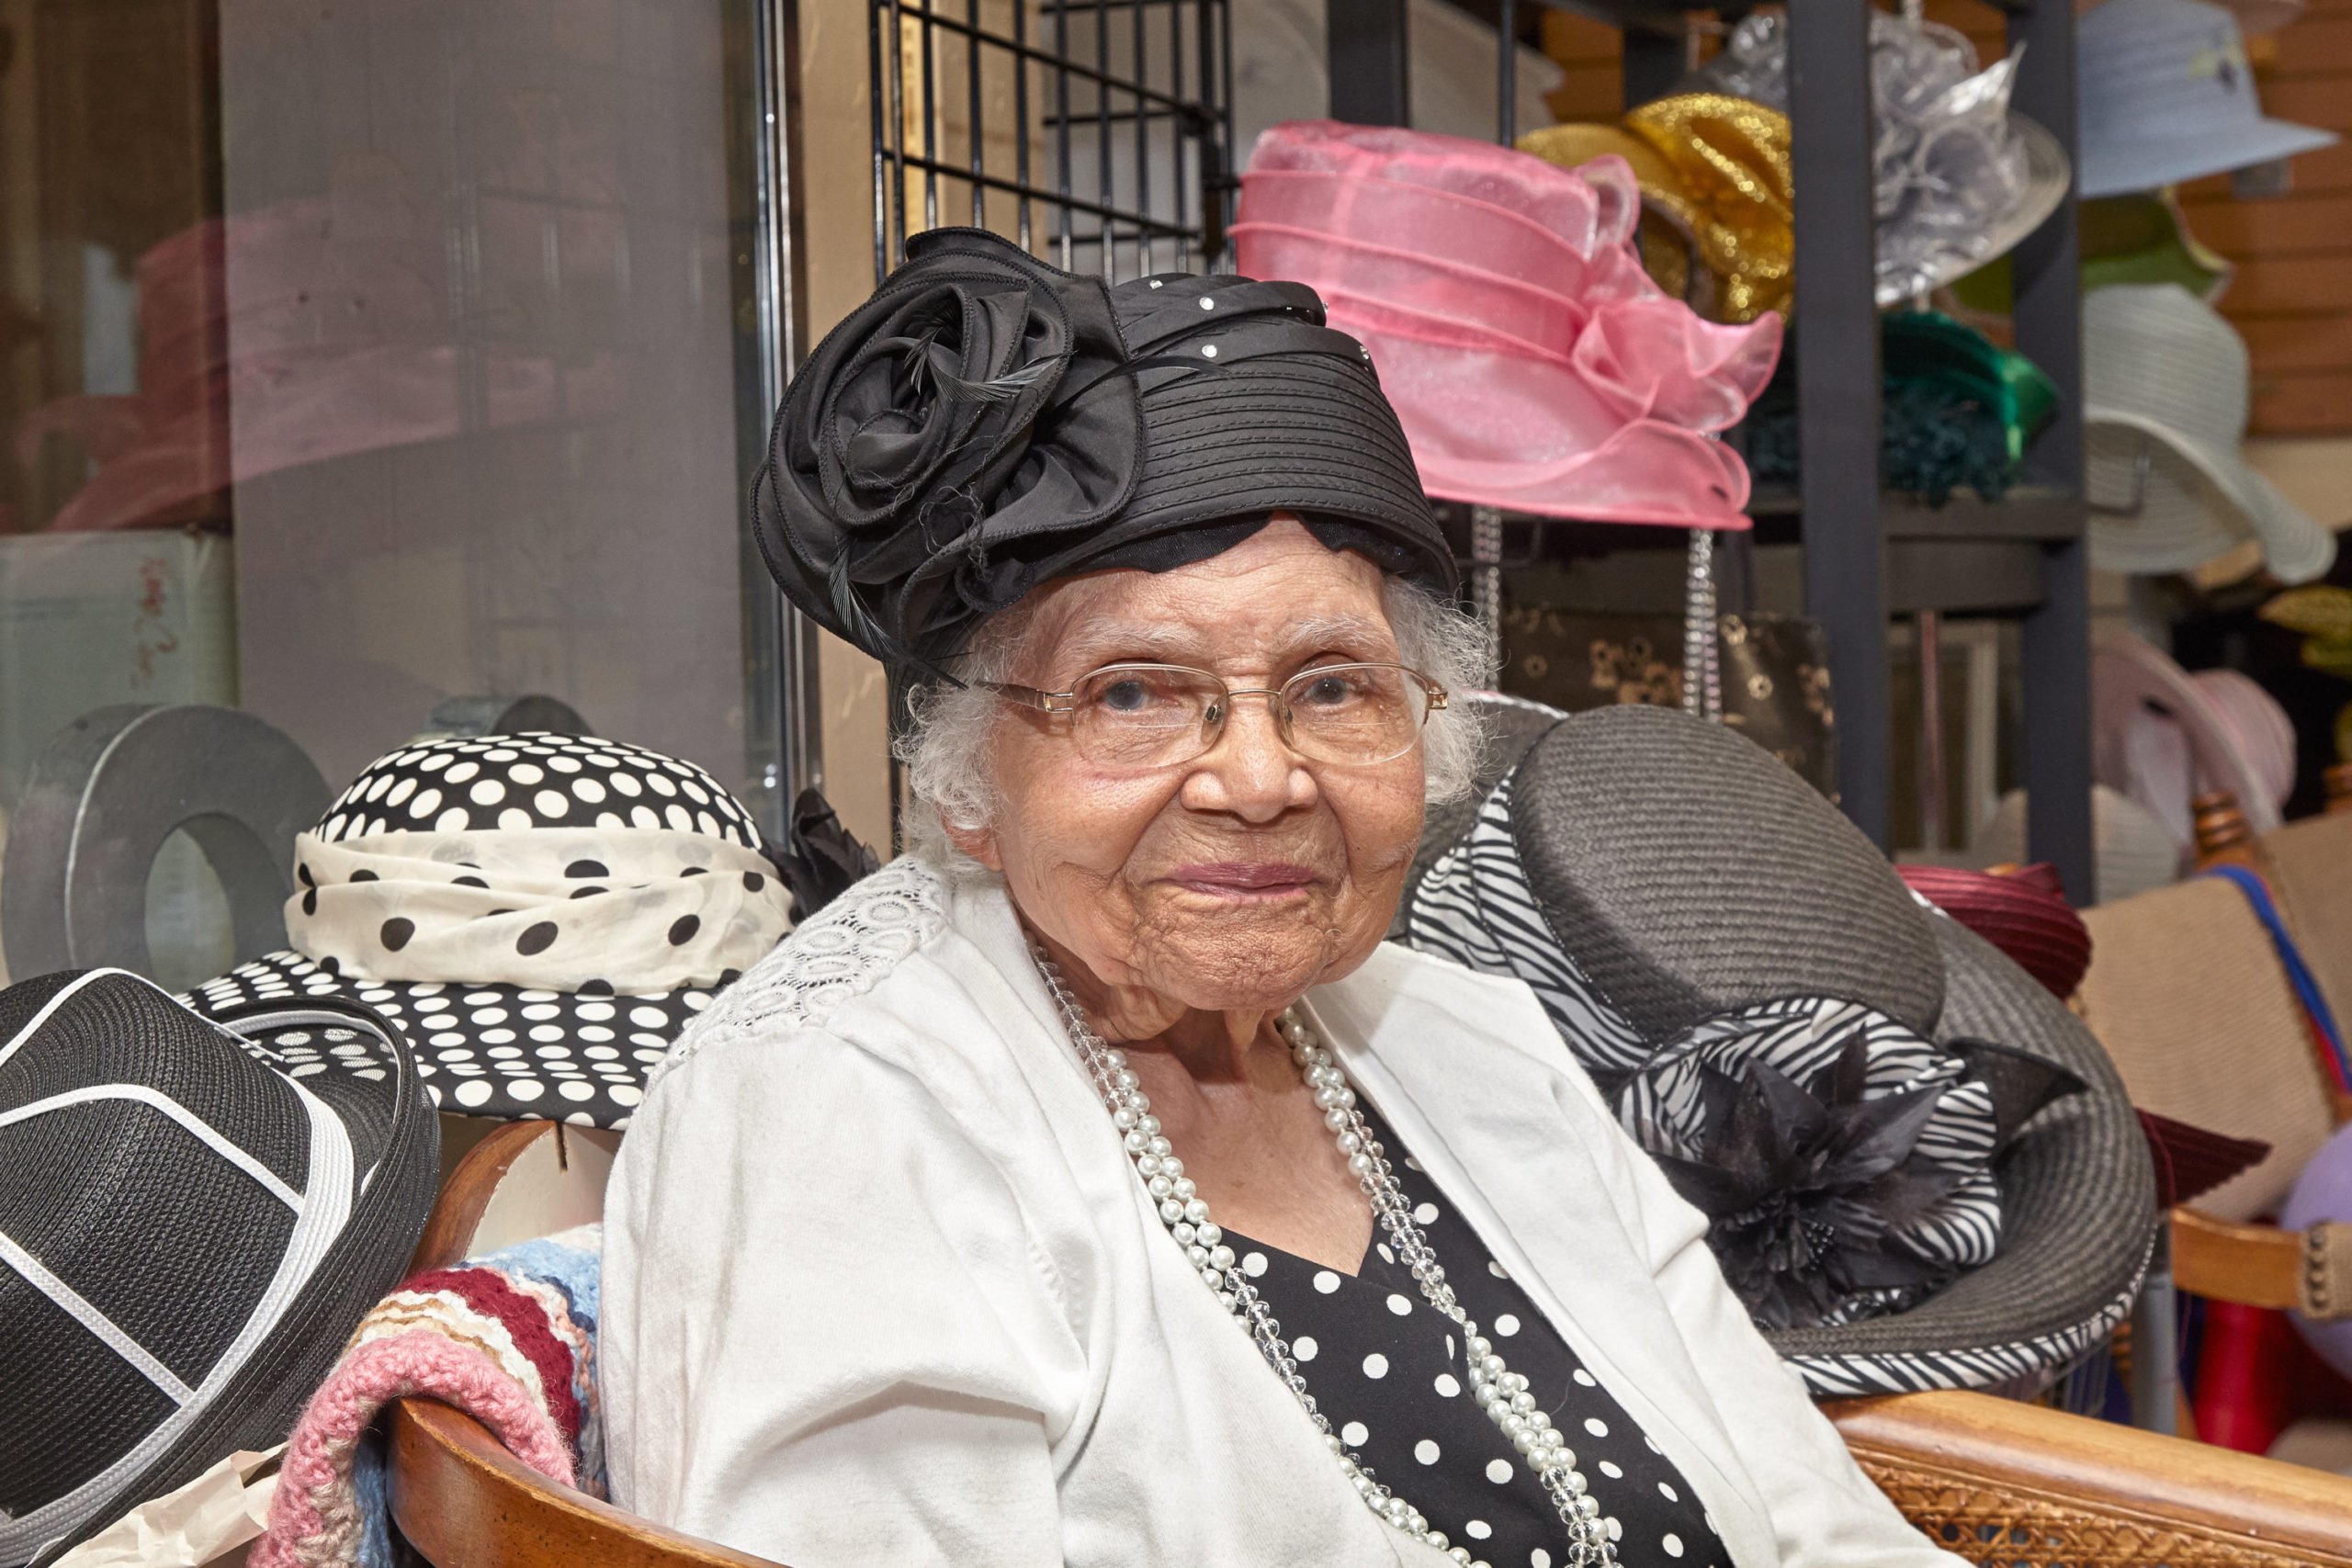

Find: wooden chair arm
<box><xmin>1828</xmin><ymin>1390</ymin><xmax>2352</xmax><ymax>1565</ymax></box>
<box><xmin>2172</xmin><ymin>1207</ymin><xmax>2309</xmax><ymax>1311</ymax></box>
<box><xmin>394</xmin><ymin>1382</ymin><xmax>2352</xmax><ymax>1565</ymax></box>
<box><xmin>388</xmin><ymin>1399</ymin><xmax>784</xmax><ymax>1567</ymax></box>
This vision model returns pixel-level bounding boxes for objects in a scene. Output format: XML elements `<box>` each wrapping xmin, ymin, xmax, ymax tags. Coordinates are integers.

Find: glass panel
<box><xmin>216</xmin><ymin>0</ymin><xmax>773</xmax><ymax>795</ymax></box>
<box><xmin>0</xmin><ymin>0</ymin><xmax>784</xmax><ymax>984</ymax></box>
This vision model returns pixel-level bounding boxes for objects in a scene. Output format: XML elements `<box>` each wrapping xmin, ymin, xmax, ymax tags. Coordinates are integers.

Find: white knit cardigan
<box><xmin>601</xmin><ymin>858</ymin><xmax>1962</xmax><ymax>1568</ymax></box>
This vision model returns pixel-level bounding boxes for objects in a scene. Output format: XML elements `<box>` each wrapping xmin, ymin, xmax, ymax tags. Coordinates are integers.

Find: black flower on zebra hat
<box><xmin>1624</xmin><ymin>1004</ymin><xmax>2080</xmax><ymax>1333</ymax></box>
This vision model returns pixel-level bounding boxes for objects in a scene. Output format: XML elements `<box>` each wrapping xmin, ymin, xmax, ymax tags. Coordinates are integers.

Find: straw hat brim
<box><xmin>1419</xmin><ymin>705</ymin><xmax>2154</xmax><ymax>1394</ymax></box>
<box><xmin>1</xmin><ymin>972</ymin><xmax>438</xmax><ymax>1567</ymax></box>
<box><xmin>2081</xmin><ymin>114</ymin><xmax>2336</xmax><ymax>201</ymax></box>
<box><xmin>1769</xmin><ymin>914</ymin><xmax>2154</xmax><ymax>1395</ymax></box>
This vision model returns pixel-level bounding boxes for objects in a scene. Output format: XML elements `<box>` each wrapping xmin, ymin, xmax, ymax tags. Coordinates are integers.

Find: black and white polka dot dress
<box><xmin>1223</xmin><ymin>1106</ymin><xmax>1726</xmax><ymax>1568</ymax></box>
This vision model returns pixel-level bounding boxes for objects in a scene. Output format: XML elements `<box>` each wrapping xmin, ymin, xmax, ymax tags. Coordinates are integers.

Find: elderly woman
<box><xmin>601</xmin><ymin>231</ymin><xmax>1957</xmax><ymax>1568</ymax></box>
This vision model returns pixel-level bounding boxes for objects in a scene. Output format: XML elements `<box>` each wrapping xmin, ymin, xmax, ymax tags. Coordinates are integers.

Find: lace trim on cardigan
<box><xmin>645</xmin><ymin>857</ymin><xmax>946</xmax><ymax>1092</ymax></box>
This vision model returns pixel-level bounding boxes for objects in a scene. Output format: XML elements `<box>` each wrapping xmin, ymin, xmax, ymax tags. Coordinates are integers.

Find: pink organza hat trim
<box><xmin>1235</xmin><ymin>120</ymin><xmax>1783</xmax><ymax>529</ymax></box>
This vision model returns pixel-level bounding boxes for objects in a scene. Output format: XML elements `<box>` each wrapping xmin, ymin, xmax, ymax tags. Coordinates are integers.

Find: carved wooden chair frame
<box><xmin>382</xmin><ymin>1120</ymin><xmax>2352</xmax><ymax>1566</ymax></box>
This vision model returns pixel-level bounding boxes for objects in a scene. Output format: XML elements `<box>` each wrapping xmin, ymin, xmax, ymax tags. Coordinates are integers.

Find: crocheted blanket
<box><xmin>251</xmin><ymin>1224</ymin><xmax>605</xmax><ymax>1568</ymax></box>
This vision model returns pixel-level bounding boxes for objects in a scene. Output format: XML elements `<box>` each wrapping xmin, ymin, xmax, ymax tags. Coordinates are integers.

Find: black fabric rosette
<box><xmin>752</xmin><ymin>228</ymin><xmax>1450</xmax><ymax>671</ymax></box>
<box><xmin>754</xmin><ymin>229</ymin><xmax>1140</xmax><ymax>667</ymax></box>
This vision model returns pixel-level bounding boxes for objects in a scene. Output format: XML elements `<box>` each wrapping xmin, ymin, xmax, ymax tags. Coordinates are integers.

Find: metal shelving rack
<box><xmin>1326</xmin><ymin>0</ymin><xmax>2096</xmax><ymax>902</ymax></box>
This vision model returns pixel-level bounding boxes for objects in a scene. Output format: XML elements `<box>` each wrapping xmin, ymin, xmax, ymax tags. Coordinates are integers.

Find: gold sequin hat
<box><xmin>1520</xmin><ymin>94</ymin><xmax>1793</xmax><ymax>326</ymax></box>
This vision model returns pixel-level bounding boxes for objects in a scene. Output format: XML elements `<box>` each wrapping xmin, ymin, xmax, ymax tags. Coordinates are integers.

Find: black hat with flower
<box><xmin>753</xmin><ymin>228</ymin><xmax>1453</xmax><ymax>671</ymax></box>
<box><xmin>1403</xmin><ymin>703</ymin><xmax>2154</xmax><ymax>1398</ymax></box>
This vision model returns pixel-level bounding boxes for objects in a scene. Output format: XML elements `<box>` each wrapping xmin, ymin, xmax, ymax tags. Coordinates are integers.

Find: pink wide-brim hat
<box><xmin>1234</xmin><ymin>120</ymin><xmax>1783</xmax><ymax>530</ymax></box>
<box><xmin>2093</xmin><ymin>633</ymin><xmax>2295</xmax><ymax>848</ymax></box>
<box><xmin>22</xmin><ymin>189</ymin><xmax>618</xmax><ymax>533</ymax></box>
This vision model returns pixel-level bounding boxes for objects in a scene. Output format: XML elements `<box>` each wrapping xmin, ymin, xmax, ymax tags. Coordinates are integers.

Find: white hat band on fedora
<box><xmin>0</xmin><ymin>967</ymin><xmax>436</xmax><ymax>1567</ymax></box>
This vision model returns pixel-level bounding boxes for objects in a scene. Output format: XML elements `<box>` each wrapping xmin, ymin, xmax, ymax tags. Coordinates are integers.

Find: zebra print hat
<box><xmin>0</xmin><ymin>968</ymin><xmax>437</xmax><ymax>1565</ymax></box>
<box><xmin>1403</xmin><ymin>704</ymin><xmax>2154</xmax><ymax>1398</ymax></box>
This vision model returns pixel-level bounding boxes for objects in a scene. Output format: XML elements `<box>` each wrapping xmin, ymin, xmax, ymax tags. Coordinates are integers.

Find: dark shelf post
<box><xmin>1790</xmin><ymin>0</ymin><xmax>1889</xmax><ymax>849</ymax></box>
<box><xmin>1622</xmin><ymin>27</ymin><xmax>1682</xmax><ymax>108</ymax></box>
<box><xmin>1329</xmin><ymin>0</ymin><xmax>1410</xmax><ymax>125</ymax></box>
<box><xmin>2009</xmin><ymin>0</ymin><xmax>2095</xmax><ymax>904</ymax></box>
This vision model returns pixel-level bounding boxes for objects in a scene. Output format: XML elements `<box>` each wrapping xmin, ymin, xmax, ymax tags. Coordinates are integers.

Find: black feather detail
<box><xmin>769</xmin><ymin>790</ymin><xmax>883</xmax><ymax>922</ymax></box>
<box><xmin>827</xmin><ymin>550</ymin><xmax>904</xmax><ymax>671</ymax></box>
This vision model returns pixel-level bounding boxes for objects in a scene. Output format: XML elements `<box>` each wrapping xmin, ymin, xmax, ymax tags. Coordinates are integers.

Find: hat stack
<box><xmin>2094</xmin><ymin>633</ymin><xmax>2298</xmax><ymax>849</ymax></box>
<box><xmin>181</xmin><ymin>732</ymin><xmax>794</xmax><ymax>1126</ymax></box>
<box><xmin>1233</xmin><ymin>119</ymin><xmax>1781</xmax><ymax>530</ymax></box>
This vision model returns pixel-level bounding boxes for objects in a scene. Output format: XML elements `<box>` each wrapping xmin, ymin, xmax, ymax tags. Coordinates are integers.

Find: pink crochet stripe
<box><xmin>252</xmin><ymin>1329</ymin><xmax>576</xmax><ymax>1568</ymax></box>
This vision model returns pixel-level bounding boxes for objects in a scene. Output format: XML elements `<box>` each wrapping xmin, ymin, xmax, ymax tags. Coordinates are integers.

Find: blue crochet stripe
<box><xmin>2201</xmin><ymin>863</ymin><xmax>2352</xmax><ymax>1092</ymax></box>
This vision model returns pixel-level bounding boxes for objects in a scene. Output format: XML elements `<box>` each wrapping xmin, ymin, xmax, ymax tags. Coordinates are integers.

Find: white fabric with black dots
<box><xmin>183</xmin><ymin>733</ymin><xmax>789</xmax><ymax>1129</ymax></box>
<box><xmin>1222</xmin><ymin>1106</ymin><xmax>1727</xmax><ymax>1568</ymax></box>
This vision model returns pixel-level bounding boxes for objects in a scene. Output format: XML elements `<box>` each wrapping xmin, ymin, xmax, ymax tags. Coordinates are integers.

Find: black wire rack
<box><xmin>866</xmin><ymin>0</ymin><xmax>1238</xmax><ymax>288</ymax></box>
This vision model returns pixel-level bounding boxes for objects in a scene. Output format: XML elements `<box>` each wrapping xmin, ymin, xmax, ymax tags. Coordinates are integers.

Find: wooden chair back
<box><xmin>390</xmin><ymin>1120</ymin><xmax>776</xmax><ymax>1565</ymax></box>
<box><xmin>388</xmin><ymin>1398</ymin><xmax>779</xmax><ymax>1568</ymax></box>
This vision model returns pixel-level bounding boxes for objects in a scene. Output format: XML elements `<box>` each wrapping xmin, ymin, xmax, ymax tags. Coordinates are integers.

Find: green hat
<box><xmin>1952</xmin><ymin>192</ymin><xmax>2233</xmax><ymax>313</ymax></box>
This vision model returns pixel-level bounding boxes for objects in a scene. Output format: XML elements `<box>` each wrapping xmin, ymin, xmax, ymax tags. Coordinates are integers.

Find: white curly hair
<box><xmin>896</xmin><ymin>574</ymin><xmax>1491</xmax><ymax>859</ymax></box>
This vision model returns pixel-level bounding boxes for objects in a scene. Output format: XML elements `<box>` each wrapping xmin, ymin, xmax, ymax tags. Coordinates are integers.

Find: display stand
<box><xmin>1327</xmin><ymin>0</ymin><xmax>2096</xmax><ymax>902</ymax></box>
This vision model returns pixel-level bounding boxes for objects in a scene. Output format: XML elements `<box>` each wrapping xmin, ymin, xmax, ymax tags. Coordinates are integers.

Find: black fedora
<box><xmin>0</xmin><ymin>968</ymin><xmax>437</xmax><ymax>1566</ymax></box>
<box><xmin>1404</xmin><ymin>705</ymin><xmax>2154</xmax><ymax>1396</ymax></box>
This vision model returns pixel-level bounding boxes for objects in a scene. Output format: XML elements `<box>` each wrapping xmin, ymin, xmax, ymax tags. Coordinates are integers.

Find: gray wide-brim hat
<box><xmin>1401</xmin><ymin>704</ymin><xmax>2154</xmax><ymax>1396</ymax></box>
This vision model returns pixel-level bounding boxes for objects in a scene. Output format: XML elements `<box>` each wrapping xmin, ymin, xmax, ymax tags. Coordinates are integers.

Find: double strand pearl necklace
<box><xmin>1033</xmin><ymin>950</ymin><xmax>1615</xmax><ymax>1568</ymax></box>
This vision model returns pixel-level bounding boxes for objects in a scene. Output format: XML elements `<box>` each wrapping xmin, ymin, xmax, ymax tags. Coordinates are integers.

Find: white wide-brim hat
<box><xmin>2085</xmin><ymin>284</ymin><xmax>2336</xmax><ymax>582</ymax></box>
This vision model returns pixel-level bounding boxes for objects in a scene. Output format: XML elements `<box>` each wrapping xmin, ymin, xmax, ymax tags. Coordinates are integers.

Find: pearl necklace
<box><xmin>1032</xmin><ymin>951</ymin><xmax>1614</xmax><ymax>1568</ymax></box>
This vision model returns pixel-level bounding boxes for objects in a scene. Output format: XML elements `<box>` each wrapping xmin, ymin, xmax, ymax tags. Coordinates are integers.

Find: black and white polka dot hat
<box><xmin>182</xmin><ymin>734</ymin><xmax>793</xmax><ymax>1127</ymax></box>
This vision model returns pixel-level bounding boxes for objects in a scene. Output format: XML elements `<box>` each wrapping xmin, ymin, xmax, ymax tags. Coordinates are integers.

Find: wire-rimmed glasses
<box><xmin>981</xmin><ymin>661</ymin><xmax>1448</xmax><ymax>770</ymax></box>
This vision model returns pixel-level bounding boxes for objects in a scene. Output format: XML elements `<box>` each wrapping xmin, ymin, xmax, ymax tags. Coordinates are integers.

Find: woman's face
<box><xmin>949</xmin><ymin>518</ymin><xmax>1428</xmax><ymax>1019</ymax></box>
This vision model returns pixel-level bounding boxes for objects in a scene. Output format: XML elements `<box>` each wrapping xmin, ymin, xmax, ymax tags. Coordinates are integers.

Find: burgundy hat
<box><xmin>1897</xmin><ymin>863</ymin><xmax>2095</xmax><ymax>1001</ymax></box>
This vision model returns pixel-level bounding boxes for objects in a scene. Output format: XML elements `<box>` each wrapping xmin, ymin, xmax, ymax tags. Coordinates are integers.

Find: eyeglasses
<box><xmin>981</xmin><ymin>661</ymin><xmax>1448</xmax><ymax>771</ymax></box>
